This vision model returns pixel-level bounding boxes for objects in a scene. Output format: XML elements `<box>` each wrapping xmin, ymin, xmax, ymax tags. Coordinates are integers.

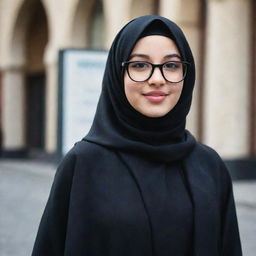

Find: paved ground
<box><xmin>0</xmin><ymin>159</ymin><xmax>255</xmax><ymax>256</ymax></box>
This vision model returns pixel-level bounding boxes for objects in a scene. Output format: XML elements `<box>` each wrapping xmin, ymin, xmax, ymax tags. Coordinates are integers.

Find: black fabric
<box><xmin>118</xmin><ymin>157</ymin><xmax>194</xmax><ymax>255</ymax></box>
<box><xmin>84</xmin><ymin>15</ymin><xmax>196</xmax><ymax>162</ymax></box>
<box><xmin>139</xmin><ymin>20</ymin><xmax>175</xmax><ymax>39</ymax></box>
<box><xmin>32</xmin><ymin>15</ymin><xmax>242</xmax><ymax>256</ymax></box>
<box><xmin>32</xmin><ymin>141</ymin><xmax>242</xmax><ymax>256</ymax></box>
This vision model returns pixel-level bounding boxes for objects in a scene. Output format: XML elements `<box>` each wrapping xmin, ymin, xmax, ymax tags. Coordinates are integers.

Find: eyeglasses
<box><xmin>122</xmin><ymin>60</ymin><xmax>190</xmax><ymax>83</ymax></box>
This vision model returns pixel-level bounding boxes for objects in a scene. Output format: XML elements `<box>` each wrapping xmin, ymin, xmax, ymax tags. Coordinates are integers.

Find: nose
<box><xmin>147</xmin><ymin>67</ymin><xmax>165</xmax><ymax>86</ymax></box>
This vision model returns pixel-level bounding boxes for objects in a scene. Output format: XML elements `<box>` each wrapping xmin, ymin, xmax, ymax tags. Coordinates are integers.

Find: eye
<box><xmin>164</xmin><ymin>61</ymin><xmax>182</xmax><ymax>71</ymax></box>
<box><xmin>129</xmin><ymin>61</ymin><xmax>150</xmax><ymax>70</ymax></box>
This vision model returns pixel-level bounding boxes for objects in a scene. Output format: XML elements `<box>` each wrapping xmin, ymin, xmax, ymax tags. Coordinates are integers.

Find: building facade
<box><xmin>0</xmin><ymin>0</ymin><xmax>255</xmax><ymax>171</ymax></box>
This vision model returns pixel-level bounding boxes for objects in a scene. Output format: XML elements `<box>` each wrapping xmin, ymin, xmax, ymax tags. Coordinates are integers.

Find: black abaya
<box><xmin>32</xmin><ymin>141</ymin><xmax>241</xmax><ymax>256</ymax></box>
<box><xmin>32</xmin><ymin>15</ymin><xmax>242</xmax><ymax>256</ymax></box>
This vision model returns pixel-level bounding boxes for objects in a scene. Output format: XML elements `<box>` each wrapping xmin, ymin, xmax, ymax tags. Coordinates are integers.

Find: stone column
<box><xmin>42</xmin><ymin>0</ymin><xmax>69</xmax><ymax>153</ymax></box>
<box><xmin>44</xmin><ymin>45</ymin><xmax>58</xmax><ymax>153</ymax></box>
<box><xmin>2</xmin><ymin>68</ymin><xmax>26</xmax><ymax>150</ymax></box>
<box><xmin>203</xmin><ymin>0</ymin><xmax>251</xmax><ymax>158</ymax></box>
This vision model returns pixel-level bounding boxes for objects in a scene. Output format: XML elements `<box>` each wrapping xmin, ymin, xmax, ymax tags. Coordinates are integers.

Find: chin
<box><xmin>141</xmin><ymin>110</ymin><xmax>170</xmax><ymax>118</ymax></box>
<box><xmin>138</xmin><ymin>102</ymin><xmax>176</xmax><ymax>118</ymax></box>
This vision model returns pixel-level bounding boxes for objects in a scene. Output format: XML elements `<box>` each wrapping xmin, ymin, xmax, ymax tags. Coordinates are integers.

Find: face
<box><xmin>124</xmin><ymin>35</ymin><xmax>184</xmax><ymax>118</ymax></box>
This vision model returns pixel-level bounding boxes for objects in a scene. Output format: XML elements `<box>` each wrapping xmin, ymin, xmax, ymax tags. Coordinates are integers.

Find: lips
<box><xmin>143</xmin><ymin>91</ymin><xmax>168</xmax><ymax>103</ymax></box>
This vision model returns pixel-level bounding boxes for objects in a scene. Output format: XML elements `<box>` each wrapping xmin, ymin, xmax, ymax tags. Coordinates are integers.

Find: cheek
<box><xmin>171</xmin><ymin>82</ymin><xmax>184</xmax><ymax>101</ymax></box>
<box><xmin>166</xmin><ymin>83</ymin><xmax>184</xmax><ymax>110</ymax></box>
<box><xmin>124</xmin><ymin>74</ymin><xmax>140</xmax><ymax>105</ymax></box>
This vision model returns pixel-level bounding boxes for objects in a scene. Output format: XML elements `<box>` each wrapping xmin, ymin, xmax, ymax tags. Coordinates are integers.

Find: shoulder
<box><xmin>53</xmin><ymin>141</ymin><xmax>111</xmax><ymax>184</ymax></box>
<box><xmin>60</xmin><ymin>140</ymin><xmax>109</xmax><ymax>161</ymax></box>
<box><xmin>189</xmin><ymin>142</ymin><xmax>224</xmax><ymax>166</ymax></box>
<box><xmin>187</xmin><ymin>142</ymin><xmax>231</xmax><ymax>184</ymax></box>
<box><xmin>185</xmin><ymin>143</ymin><xmax>235</xmax><ymax>206</ymax></box>
<box><xmin>69</xmin><ymin>140</ymin><xmax>113</xmax><ymax>159</ymax></box>
<box><xmin>61</xmin><ymin>140</ymin><xmax>116</xmax><ymax>170</ymax></box>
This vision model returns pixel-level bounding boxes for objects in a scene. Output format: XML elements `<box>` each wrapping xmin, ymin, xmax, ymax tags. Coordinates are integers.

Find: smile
<box><xmin>143</xmin><ymin>91</ymin><xmax>168</xmax><ymax>103</ymax></box>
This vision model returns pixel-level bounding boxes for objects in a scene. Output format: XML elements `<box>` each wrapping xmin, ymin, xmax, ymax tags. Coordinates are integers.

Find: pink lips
<box><xmin>143</xmin><ymin>91</ymin><xmax>168</xmax><ymax>103</ymax></box>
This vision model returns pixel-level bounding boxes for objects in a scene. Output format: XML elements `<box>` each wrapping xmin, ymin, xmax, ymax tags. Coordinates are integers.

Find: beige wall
<box><xmin>0</xmin><ymin>0</ymin><xmax>254</xmax><ymax>158</ymax></box>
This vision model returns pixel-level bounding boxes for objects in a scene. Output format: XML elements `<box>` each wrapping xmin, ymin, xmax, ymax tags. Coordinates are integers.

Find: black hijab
<box><xmin>84</xmin><ymin>15</ymin><xmax>196</xmax><ymax>162</ymax></box>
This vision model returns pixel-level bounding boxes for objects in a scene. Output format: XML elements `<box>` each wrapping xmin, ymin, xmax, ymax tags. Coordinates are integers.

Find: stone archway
<box><xmin>3</xmin><ymin>0</ymin><xmax>49</xmax><ymax>156</ymax></box>
<box><xmin>89</xmin><ymin>0</ymin><xmax>105</xmax><ymax>49</ymax></box>
<box><xmin>71</xmin><ymin>0</ymin><xmax>105</xmax><ymax>49</ymax></box>
<box><xmin>130</xmin><ymin>0</ymin><xmax>159</xmax><ymax>19</ymax></box>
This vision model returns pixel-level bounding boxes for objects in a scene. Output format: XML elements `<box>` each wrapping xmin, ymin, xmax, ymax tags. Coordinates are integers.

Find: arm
<box><xmin>31</xmin><ymin>152</ymin><xmax>76</xmax><ymax>256</ymax></box>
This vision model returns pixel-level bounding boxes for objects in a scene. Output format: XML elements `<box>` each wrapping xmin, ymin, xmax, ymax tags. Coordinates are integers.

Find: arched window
<box><xmin>9</xmin><ymin>0</ymin><xmax>49</xmax><ymax>152</ymax></box>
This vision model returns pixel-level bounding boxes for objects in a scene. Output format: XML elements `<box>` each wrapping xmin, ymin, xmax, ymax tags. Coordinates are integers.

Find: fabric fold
<box><xmin>119</xmin><ymin>152</ymin><xmax>193</xmax><ymax>256</ymax></box>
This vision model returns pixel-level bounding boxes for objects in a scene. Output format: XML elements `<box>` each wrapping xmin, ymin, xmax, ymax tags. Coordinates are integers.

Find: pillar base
<box><xmin>225</xmin><ymin>159</ymin><xmax>256</xmax><ymax>181</ymax></box>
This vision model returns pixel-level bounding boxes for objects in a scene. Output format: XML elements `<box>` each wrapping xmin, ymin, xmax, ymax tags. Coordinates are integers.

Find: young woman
<box><xmin>32</xmin><ymin>15</ymin><xmax>242</xmax><ymax>256</ymax></box>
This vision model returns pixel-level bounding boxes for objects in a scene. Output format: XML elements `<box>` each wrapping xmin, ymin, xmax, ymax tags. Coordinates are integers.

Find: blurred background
<box><xmin>0</xmin><ymin>0</ymin><xmax>255</xmax><ymax>255</ymax></box>
<box><xmin>0</xmin><ymin>0</ymin><xmax>256</xmax><ymax>173</ymax></box>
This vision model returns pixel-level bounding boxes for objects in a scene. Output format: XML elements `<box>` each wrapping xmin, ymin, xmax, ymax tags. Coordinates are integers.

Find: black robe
<box><xmin>32</xmin><ymin>15</ymin><xmax>242</xmax><ymax>256</ymax></box>
<box><xmin>32</xmin><ymin>141</ymin><xmax>241</xmax><ymax>256</ymax></box>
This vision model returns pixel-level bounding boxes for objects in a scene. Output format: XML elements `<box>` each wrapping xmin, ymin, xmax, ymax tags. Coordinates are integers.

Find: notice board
<box><xmin>58</xmin><ymin>49</ymin><xmax>108</xmax><ymax>155</ymax></box>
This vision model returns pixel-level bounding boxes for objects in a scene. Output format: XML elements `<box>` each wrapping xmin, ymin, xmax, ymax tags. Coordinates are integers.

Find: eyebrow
<box><xmin>129</xmin><ymin>54</ymin><xmax>150</xmax><ymax>60</ymax></box>
<box><xmin>129</xmin><ymin>53</ymin><xmax>181</xmax><ymax>60</ymax></box>
<box><xmin>163</xmin><ymin>54</ymin><xmax>181</xmax><ymax>60</ymax></box>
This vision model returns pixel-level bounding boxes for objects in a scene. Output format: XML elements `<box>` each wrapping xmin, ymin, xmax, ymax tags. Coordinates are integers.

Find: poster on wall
<box><xmin>58</xmin><ymin>49</ymin><xmax>108</xmax><ymax>155</ymax></box>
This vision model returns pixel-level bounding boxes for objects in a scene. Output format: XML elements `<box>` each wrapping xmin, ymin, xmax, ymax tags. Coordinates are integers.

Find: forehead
<box><xmin>130</xmin><ymin>35</ymin><xmax>180</xmax><ymax>57</ymax></box>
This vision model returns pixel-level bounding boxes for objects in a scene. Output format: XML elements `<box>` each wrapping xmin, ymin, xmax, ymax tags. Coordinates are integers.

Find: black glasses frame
<box><xmin>122</xmin><ymin>60</ymin><xmax>190</xmax><ymax>83</ymax></box>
